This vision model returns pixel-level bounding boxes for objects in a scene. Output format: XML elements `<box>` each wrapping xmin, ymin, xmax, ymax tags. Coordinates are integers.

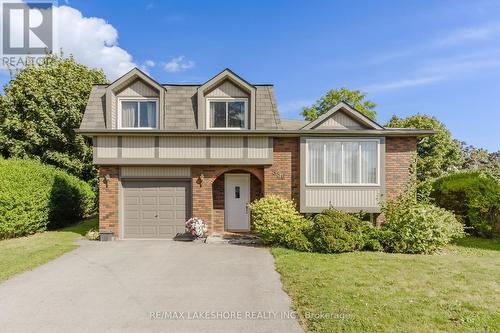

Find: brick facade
<box><xmin>263</xmin><ymin>137</ymin><xmax>300</xmax><ymax>204</ymax></box>
<box><xmin>376</xmin><ymin>137</ymin><xmax>417</xmax><ymax>225</ymax></box>
<box><xmin>97</xmin><ymin>137</ymin><xmax>417</xmax><ymax>236</ymax></box>
<box><xmin>385</xmin><ymin>137</ymin><xmax>417</xmax><ymax>201</ymax></box>
<box><xmin>98</xmin><ymin>166</ymin><xmax>120</xmax><ymax>238</ymax></box>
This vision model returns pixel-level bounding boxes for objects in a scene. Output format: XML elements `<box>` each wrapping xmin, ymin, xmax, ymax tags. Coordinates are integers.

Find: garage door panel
<box><xmin>141</xmin><ymin>211</ymin><xmax>157</xmax><ymax>220</ymax></box>
<box><xmin>122</xmin><ymin>180</ymin><xmax>191</xmax><ymax>239</ymax></box>
<box><xmin>159</xmin><ymin>197</ymin><xmax>174</xmax><ymax>205</ymax></box>
<box><xmin>140</xmin><ymin>225</ymin><xmax>157</xmax><ymax>237</ymax></box>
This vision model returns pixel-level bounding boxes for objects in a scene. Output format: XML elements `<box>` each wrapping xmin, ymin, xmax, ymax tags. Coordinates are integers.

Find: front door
<box><xmin>225</xmin><ymin>174</ymin><xmax>250</xmax><ymax>231</ymax></box>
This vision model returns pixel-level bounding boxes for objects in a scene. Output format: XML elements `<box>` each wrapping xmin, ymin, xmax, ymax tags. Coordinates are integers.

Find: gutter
<box><xmin>76</xmin><ymin>129</ymin><xmax>436</xmax><ymax>137</ymax></box>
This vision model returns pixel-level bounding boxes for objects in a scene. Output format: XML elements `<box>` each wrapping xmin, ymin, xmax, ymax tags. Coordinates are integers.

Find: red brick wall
<box><xmin>385</xmin><ymin>137</ymin><xmax>417</xmax><ymax>201</ymax></box>
<box><xmin>263</xmin><ymin>137</ymin><xmax>300</xmax><ymax>204</ymax></box>
<box><xmin>99</xmin><ymin>166</ymin><xmax>120</xmax><ymax>237</ymax></box>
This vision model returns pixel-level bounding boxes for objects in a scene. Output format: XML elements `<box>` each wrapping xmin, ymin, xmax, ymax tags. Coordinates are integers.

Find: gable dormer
<box><xmin>197</xmin><ymin>69</ymin><xmax>257</xmax><ymax>130</ymax></box>
<box><xmin>105</xmin><ymin>68</ymin><xmax>165</xmax><ymax>129</ymax></box>
<box><xmin>301</xmin><ymin>102</ymin><xmax>383</xmax><ymax>130</ymax></box>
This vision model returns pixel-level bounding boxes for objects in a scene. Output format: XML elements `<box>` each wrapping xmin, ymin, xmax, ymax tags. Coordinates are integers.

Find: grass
<box><xmin>0</xmin><ymin>216</ymin><xmax>98</xmax><ymax>283</ymax></box>
<box><xmin>272</xmin><ymin>236</ymin><xmax>500</xmax><ymax>333</ymax></box>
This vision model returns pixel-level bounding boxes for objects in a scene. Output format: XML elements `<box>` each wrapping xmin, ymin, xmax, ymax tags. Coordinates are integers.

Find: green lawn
<box><xmin>0</xmin><ymin>217</ymin><xmax>98</xmax><ymax>283</ymax></box>
<box><xmin>272</xmin><ymin>237</ymin><xmax>500</xmax><ymax>333</ymax></box>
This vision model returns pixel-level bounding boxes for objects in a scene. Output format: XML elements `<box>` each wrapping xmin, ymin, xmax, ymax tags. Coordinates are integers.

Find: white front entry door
<box><xmin>225</xmin><ymin>174</ymin><xmax>250</xmax><ymax>231</ymax></box>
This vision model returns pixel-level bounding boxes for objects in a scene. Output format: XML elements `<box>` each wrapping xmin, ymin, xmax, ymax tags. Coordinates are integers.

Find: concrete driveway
<box><xmin>0</xmin><ymin>240</ymin><xmax>303</xmax><ymax>333</ymax></box>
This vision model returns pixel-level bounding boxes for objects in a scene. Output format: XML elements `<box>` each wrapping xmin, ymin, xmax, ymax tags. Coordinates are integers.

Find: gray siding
<box><xmin>159</xmin><ymin>136</ymin><xmax>206</xmax><ymax>158</ymax></box>
<box><xmin>95</xmin><ymin>136</ymin><xmax>118</xmax><ymax>158</ymax></box>
<box><xmin>117</xmin><ymin>80</ymin><xmax>159</xmax><ymax>97</ymax></box>
<box><xmin>211</xmin><ymin>137</ymin><xmax>244</xmax><ymax>159</ymax></box>
<box><xmin>94</xmin><ymin>136</ymin><xmax>273</xmax><ymax>165</ymax></box>
<box><xmin>122</xmin><ymin>137</ymin><xmax>155</xmax><ymax>158</ymax></box>
<box><xmin>304</xmin><ymin>187</ymin><xmax>382</xmax><ymax>211</ymax></box>
<box><xmin>206</xmin><ymin>81</ymin><xmax>248</xmax><ymax>98</ymax></box>
<box><xmin>315</xmin><ymin>111</ymin><xmax>367</xmax><ymax>129</ymax></box>
<box><xmin>121</xmin><ymin>166</ymin><xmax>191</xmax><ymax>178</ymax></box>
<box><xmin>247</xmin><ymin>137</ymin><xmax>270</xmax><ymax>159</ymax></box>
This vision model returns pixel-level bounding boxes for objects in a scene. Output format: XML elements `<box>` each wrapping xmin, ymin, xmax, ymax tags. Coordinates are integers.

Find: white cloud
<box><xmin>144</xmin><ymin>60</ymin><xmax>155</xmax><ymax>67</ymax></box>
<box><xmin>53</xmin><ymin>6</ymin><xmax>136</xmax><ymax>80</ymax></box>
<box><xmin>362</xmin><ymin>76</ymin><xmax>443</xmax><ymax>93</ymax></box>
<box><xmin>434</xmin><ymin>23</ymin><xmax>500</xmax><ymax>47</ymax></box>
<box><xmin>163</xmin><ymin>56</ymin><xmax>195</xmax><ymax>73</ymax></box>
<box><xmin>362</xmin><ymin>48</ymin><xmax>500</xmax><ymax>94</ymax></box>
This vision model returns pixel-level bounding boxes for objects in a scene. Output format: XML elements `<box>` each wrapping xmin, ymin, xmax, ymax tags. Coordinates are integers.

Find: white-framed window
<box><xmin>207</xmin><ymin>98</ymin><xmax>248</xmax><ymax>129</ymax></box>
<box><xmin>118</xmin><ymin>98</ymin><xmax>158</xmax><ymax>129</ymax></box>
<box><xmin>306</xmin><ymin>138</ymin><xmax>380</xmax><ymax>186</ymax></box>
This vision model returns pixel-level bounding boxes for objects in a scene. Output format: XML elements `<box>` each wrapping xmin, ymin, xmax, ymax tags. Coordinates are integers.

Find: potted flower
<box><xmin>185</xmin><ymin>217</ymin><xmax>208</xmax><ymax>238</ymax></box>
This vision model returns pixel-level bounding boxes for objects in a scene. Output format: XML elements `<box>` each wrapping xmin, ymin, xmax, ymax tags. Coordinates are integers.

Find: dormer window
<box><xmin>119</xmin><ymin>99</ymin><xmax>158</xmax><ymax>129</ymax></box>
<box><xmin>208</xmin><ymin>98</ymin><xmax>247</xmax><ymax>129</ymax></box>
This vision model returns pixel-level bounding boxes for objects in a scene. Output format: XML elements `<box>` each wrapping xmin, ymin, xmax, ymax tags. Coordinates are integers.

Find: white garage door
<box><xmin>122</xmin><ymin>180</ymin><xmax>191</xmax><ymax>239</ymax></box>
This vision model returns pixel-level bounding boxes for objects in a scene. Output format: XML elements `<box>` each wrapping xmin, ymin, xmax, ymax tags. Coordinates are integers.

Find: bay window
<box><xmin>208</xmin><ymin>99</ymin><xmax>247</xmax><ymax>129</ymax></box>
<box><xmin>307</xmin><ymin>139</ymin><xmax>379</xmax><ymax>185</ymax></box>
<box><xmin>120</xmin><ymin>99</ymin><xmax>158</xmax><ymax>129</ymax></box>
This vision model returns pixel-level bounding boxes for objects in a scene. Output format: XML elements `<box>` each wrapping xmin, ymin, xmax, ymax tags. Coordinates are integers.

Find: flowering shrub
<box><xmin>85</xmin><ymin>229</ymin><xmax>100</xmax><ymax>241</ymax></box>
<box><xmin>185</xmin><ymin>217</ymin><xmax>208</xmax><ymax>237</ymax></box>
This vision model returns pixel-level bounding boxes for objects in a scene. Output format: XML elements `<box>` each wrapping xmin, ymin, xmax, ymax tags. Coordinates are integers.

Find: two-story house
<box><xmin>77</xmin><ymin>68</ymin><xmax>433</xmax><ymax>240</ymax></box>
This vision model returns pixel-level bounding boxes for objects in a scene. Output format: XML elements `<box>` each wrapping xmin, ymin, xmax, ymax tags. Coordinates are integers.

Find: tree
<box><xmin>385</xmin><ymin>114</ymin><xmax>464</xmax><ymax>181</ymax></box>
<box><xmin>301</xmin><ymin>87</ymin><xmax>377</xmax><ymax>121</ymax></box>
<box><xmin>460</xmin><ymin>142</ymin><xmax>491</xmax><ymax>170</ymax></box>
<box><xmin>0</xmin><ymin>53</ymin><xmax>107</xmax><ymax>183</ymax></box>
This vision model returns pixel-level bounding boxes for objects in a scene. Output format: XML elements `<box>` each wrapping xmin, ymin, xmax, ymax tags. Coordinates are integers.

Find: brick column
<box><xmin>377</xmin><ymin>137</ymin><xmax>417</xmax><ymax>225</ymax></box>
<box><xmin>263</xmin><ymin>137</ymin><xmax>300</xmax><ymax>204</ymax></box>
<box><xmin>99</xmin><ymin>166</ymin><xmax>120</xmax><ymax>237</ymax></box>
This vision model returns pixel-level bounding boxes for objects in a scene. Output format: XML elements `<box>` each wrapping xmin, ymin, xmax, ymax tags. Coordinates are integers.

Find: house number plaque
<box><xmin>272</xmin><ymin>170</ymin><xmax>285</xmax><ymax>180</ymax></box>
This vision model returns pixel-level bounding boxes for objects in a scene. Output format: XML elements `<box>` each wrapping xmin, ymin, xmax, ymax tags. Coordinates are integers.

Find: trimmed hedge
<box><xmin>0</xmin><ymin>158</ymin><xmax>95</xmax><ymax>239</ymax></box>
<box><xmin>431</xmin><ymin>172</ymin><xmax>500</xmax><ymax>237</ymax></box>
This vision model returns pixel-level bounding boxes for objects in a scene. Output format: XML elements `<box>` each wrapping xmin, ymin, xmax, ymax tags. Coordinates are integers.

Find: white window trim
<box><xmin>206</xmin><ymin>97</ymin><xmax>248</xmax><ymax>130</ymax></box>
<box><xmin>306</xmin><ymin>138</ymin><xmax>381</xmax><ymax>187</ymax></box>
<box><xmin>117</xmin><ymin>97</ymin><xmax>159</xmax><ymax>129</ymax></box>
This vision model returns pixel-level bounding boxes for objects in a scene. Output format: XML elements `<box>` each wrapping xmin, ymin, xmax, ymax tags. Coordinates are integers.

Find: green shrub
<box><xmin>0</xmin><ymin>158</ymin><xmax>96</xmax><ymax>239</ymax></box>
<box><xmin>309</xmin><ymin>209</ymin><xmax>370</xmax><ymax>253</ymax></box>
<box><xmin>430</xmin><ymin>172</ymin><xmax>500</xmax><ymax>237</ymax></box>
<box><xmin>249</xmin><ymin>195</ymin><xmax>312</xmax><ymax>251</ymax></box>
<box><xmin>382</xmin><ymin>203</ymin><xmax>464</xmax><ymax>254</ymax></box>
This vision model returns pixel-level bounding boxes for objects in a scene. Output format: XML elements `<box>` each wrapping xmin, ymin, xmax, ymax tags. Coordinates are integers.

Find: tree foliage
<box><xmin>385</xmin><ymin>114</ymin><xmax>464</xmax><ymax>181</ymax></box>
<box><xmin>0</xmin><ymin>53</ymin><xmax>107</xmax><ymax>182</ymax></box>
<box><xmin>301</xmin><ymin>87</ymin><xmax>377</xmax><ymax>121</ymax></box>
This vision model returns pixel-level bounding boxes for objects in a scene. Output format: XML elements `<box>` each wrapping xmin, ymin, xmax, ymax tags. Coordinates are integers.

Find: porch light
<box><xmin>104</xmin><ymin>174</ymin><xmax>111</xmax><ymax>188</ymax></box>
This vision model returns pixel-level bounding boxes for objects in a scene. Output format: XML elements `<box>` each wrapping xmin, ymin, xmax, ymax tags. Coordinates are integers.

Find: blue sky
<box><xmin>3</xmin><ymin>0</ymin><xmax>500</xmax><ymax>150</ymax></box>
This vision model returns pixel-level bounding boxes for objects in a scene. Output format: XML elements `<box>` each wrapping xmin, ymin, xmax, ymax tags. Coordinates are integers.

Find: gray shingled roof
<box><xmin>280</xmin><ymin>119</ymin><xmax>309</xmax><ymax>130</ymax></box>
<box><xmin>80</xmin><ymin>85</ymin><xmax>106</xmax><ymax>129</ymax></box>
<box><xmin>80</xmin><ymin>83</ymin><xmax>281</xmax><ymax>130</ymax></box>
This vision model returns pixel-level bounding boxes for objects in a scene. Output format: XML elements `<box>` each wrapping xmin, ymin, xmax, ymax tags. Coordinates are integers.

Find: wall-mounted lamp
<box><xmin>104</xmin><ymin>174</ymin><xmax>111</xmax><ymax>188</ymax></box>
<box><xmin>197</xmin><ymin>173</ymin><xmax>205</xmax><ymax>187</ymax></box>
